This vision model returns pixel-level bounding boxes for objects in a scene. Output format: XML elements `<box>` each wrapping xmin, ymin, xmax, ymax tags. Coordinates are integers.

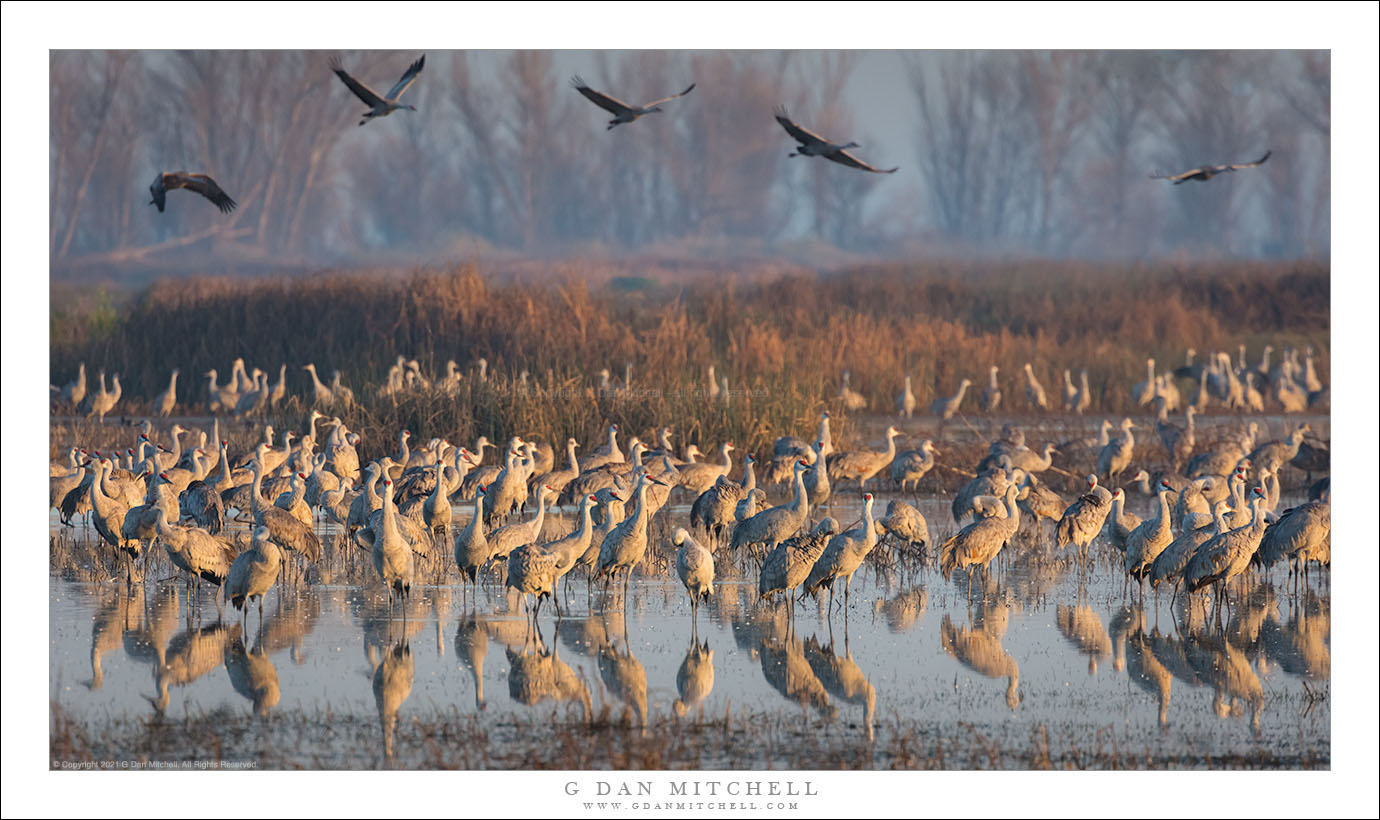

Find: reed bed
<box><xmin>49</xmin><ymin>258</ymin><xmax>1329</xmax><ymax>462</ymax></box>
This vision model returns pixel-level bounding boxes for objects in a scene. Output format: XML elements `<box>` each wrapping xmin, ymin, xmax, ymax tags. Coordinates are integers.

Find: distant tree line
<box><xmin>49</xmin><ymin>50</ymin><xmax>1328</xmax><ymax>268</ymax></box>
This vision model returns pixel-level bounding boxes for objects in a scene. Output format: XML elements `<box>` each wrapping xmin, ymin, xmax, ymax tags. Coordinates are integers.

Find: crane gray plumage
<box><xmin>149</xmin><ymin>172</ymin><xmax>237</xmax><ymax>213</ymax></box>
<box><xmin>940</xmin><ymin>484</ymin><xmax>1021</xmax><ymax>581</ymax></box>
<box><xmin>596</xmin><ymin>474</ymin><xmax>662</xmax><ymax>596</ymax></box>
<box><xmin>731</xmin><ymin>460</ymin><xmax>811</xmax><ymax>555</ymax></box>
<box><xmin>453</xmin><ymin>491</ymin><xmax>490</xmax><ymax>586</ymax></box>
<box><xmin>1149</xmin><ymin>500</ymin><xmax>1229</xmax><ymax>590</ymax></box>
<box><xmin>249</xmin><ymin>460</ymin><xmax>321</xmax><ymax>564</ymax></box>
<box><xmin>1123</xmin><ymin>481</ymin><xmax>1176</xmax><ymax>583</ymax></box>
<box><xmin>774</xmin><ymin>106</ymin><xmax>897</xmax><ymax>173</ymax></box>
<box><xmin>330</xmin><ymin>54</ymin><xmax>425</xmax><ymax>126</ymax></box>
<box><xmin>758</xmin><ymin>518</ymin><xmax>839</xmax><ymax>603</ymax></box>
<box><xmin>930</xmin><ymin>378</ymin><xmax>971</xmax><ymax>419</ymax></box>
<box><xmin>372</xmin><ymin>478</ymin><xmax>414</xmax><ymax>605</ymax></box>
<box><xmin>690</xmin><ymin>454</ymin><xmax>755</xmax><ymax>542</ymax></box>
<box><xmin>674</xmin><ymin>528</ymin><xmax>716</xmax><ymax>619</ymax></box>
<box><xmin>1253</xmin><ymin>499</ymin><xmax>1330</xmax><ymax>571</ymax></box>
<box><xmin>1184</xmin><ymin>490</ymin><xmax>1269</xmax><ymax>593</ymax></box>
<box><xmin>153</xmin><ymin>508</ymin><xmax>236</xmax><ymax>593</ymax></box>
<box><xmin>804</xmin><ymin>494</ymin><xmax>881</xmax><ymax>611</ymax></box>
<box><xmin>877</xmin><ymin>500</ymin><xmax>929</xmax><ymax>557</ymax></box>
<box><xmin>829</xmin><ymin>426</ymin><xmax>900</xmax><ymax>491</ymax></box>
<box><xmin>1150</xmin><ymin>150</ymin><xmax>1271</xmax><ymax>184</ymax></box>
<box><xmin>891</xmin><ymin>439</ymin><xmax>938</xmax><ymax>493</ymax></box>
<box><xmin>224</xmin><ymin>526</ymin><xmax>281</xmax><ymax>622</ymax></box>
<box><xmin>1097</xmin><ymin>418</ymin><xmax>1136</xmax><ymax>482</ymax></box>
<box><xmin>1055</xmin><ymin>475</ymin><xmax>1114</xmax><ymax>556</ymax></box>
<box><xmin>571</xmin><ymin>75</ymin><xmax>696</xmax><ymax>129</ymax></box>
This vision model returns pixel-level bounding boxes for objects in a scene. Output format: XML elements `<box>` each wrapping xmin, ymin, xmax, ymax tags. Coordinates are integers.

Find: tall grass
<box><xmin>49</xmin><ymin>259</ymin><xmax>1329</xmax><ymax>458</ymax></box>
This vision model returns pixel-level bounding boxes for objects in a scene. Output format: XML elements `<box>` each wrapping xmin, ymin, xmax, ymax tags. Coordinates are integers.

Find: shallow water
<box><xmin>48</xmin><ymin>495</ymin><xmax>1330</xmax><ymax>769</ymax></box>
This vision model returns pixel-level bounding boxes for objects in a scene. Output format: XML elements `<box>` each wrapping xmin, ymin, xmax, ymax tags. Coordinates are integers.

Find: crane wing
<box><xmin>159</xmin><ymin>172</ymin><xmax>237</xmax><ymax>213</ymax></box>
<box><xmin>385</xmin><ymin>54</ymin><xmax>426</xmax><ymax>101</ymax></box>
<box><xmin>571</xmin><ymin>76</ymin><xmax>633</xmax><ymax>116</ymax></box>
<box><xmin>773</xmin><ymin>106</ymin><xmax>831</xmax><ymax>148</ymax></box>
<box><xmin>329</xmin><ymin>57</ymin><xmax>385</xmax><ymax>108</ymax></box>
<box><xmin>826</xmin><ymin>148</ymin><xmax>898</xmax><ymax>174</ymax></box>
<box><xmin>640</xmin><ymin>82</ymin><xmax>697</xmax><ymax>109</ymax></box>
<box><xmin>180</xmin><ymin>173</ymin><xmax>238</xmax><ymax>213</ymax></box>
<box><xmin>1228</xmin><ymin>149</ymin><xmax>1271</xmax><ymax>171</ymax></box>
<box><xmin>1148</xmin><ymin>167</ymin><xmax>1203</xmax><ymax>182</ymax></box>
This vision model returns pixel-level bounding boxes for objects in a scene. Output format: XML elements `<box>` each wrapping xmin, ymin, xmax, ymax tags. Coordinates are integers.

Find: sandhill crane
<box><xmin>1247</xmin><ymin>424</ymin><xmax>1311</xmax><ymax>475</ymax></box>
<box><xmin>485</xmin><ymin>485</ymin><xmax>553</xmax><ymax>567</ymax></box>
<box><xmin>774</xmin><ymin>106</ymin><xmax>898</xmax><ymax>173</ymax></box>
<box><xmin>204</xmin><ymin>369</ymin><xmax>238</xmax><ymax>414</ymax></box>
<box><xmin>1131</xmin><ymin>358</ymin><xmax>1157</xmax><ymax>406</ymax></box>
<box><xmin>152</xmin><ymin>508</ymin><xmax>235</xmax><ymax>609</ymax></box>
<box><xmin>1124</xmin><ymin>480</ymin><xmax>1177</xmax><ymax>592</ymax></box>
<box><xmin>223</xmin><ymin>526</ymin><xmax>281</xmax><ymax>626</ymax></box>
<box><xmin>50</xmin><ymin>453</ymin><xmax>86</xmax><ymax>517</ymax></box>
<box><xmin>804</xmin><ymin>493</ymin><xmax>881</xmax><ymax>612</ymax></box>
<box><xmin>891</xmin><ymin>439</ymin><xmax>939</xmax><ymax>493</ymax></box>
<box><xmin>877</xmin><ymin>499</ymin><xmax>929</xmax><ymax>559</ymax></box>
<box><xmin>897</xmin><ymin>376</ymin><xmax>916</xmax><ymax>418</ymax></box>
<box><xmin>1074</xmin><ymin>370</ymin><xmax>1093</xmax><ymax>414</ymax></box>
<box><xmin>1055</xmin><ymin>475</ymin><xmax>1114</xmax><ymax>561</ymax></box>
<box><xmin>676</xmin><ymin>442</ymin><xmax>734</xmax><ymax>496</ymax></box>
<box><xmin>330</xmin><ymin>54</ymin><xmax>425</xmax><ymax>126</ymax></box>
<box><xmin>178</xmin><ymin>450</ymin><xmax>226</xmax><ymax>532</ymax></box>
<box><xmin>453</xmin><ymin>490</ymin><xmax>491</xmax><ymax>597</ymax></box>
<box><xmin>673</xmin><ymin>528</ymin><xmax>715</xmax><ymax>622</ymax></box>
<box><xmin>58</xmin><ymin>363</ymin><xmax>87</xmax><ymax>408</ymax></box>
<box><xmin>1151</xmin><ymin>501</ymin><xmax>1231</xmax><ymax>598</ymax></box>
<box><xmin>802</xmin><ymin>443</ymin><xmax>831</xmax><ymax>510</ymax></box>
<box><xmin>1254</xmin><ymin>499</ymin><xmax>1330</xmax><ymax>589</ymax></box>
<box><xmin>1022</xmin><ymin>363</ymin><xmax>1048</xmax><ymax>410</ymax></box>
<box><xmin>941</xmin><ymin>484</ymin><xmax>1020</xmax><ymax>591</ymax></box>
<box><xmin>372</xmin><ymin>479</ymin><xmax>414</xmax><ymax>608</ymax></box>
<box><xmin>758</xmin><ymin>518</ymin><xmax>839</xmax><ymax>620</ymax></box>
<box><xmin>1009</xmin><ymin>442</ymin><xmax>1059</xmax><ymax>475</ymax></box>
<box><xmin>690</xmin><ymin>454</ymin><xmax>755</xmax><ymax>543</ymax></box>
<box><xmin>731</xmin><ymin>460</ymin><xmax>811</xmax><ymax>557</ymax></box>
<box><xmin>153</xmin><ymin>369</ymin><xmax>179</xmax><ymax>417</ymax></box>
<box><xmin>87</xmin><ymin>372</ymin><xmax>122</xmax><ymax>423</ymax></box>
<box><xmin>506</xmin><ymin>536</ymin><xmax>561</xmax><ymax>623</ymax></box>
<box><xmin>931</xmin><ymin>378</ymin><xmax>971</xmax><ymax>420</ymax></box>
<box><xmin>248</xmin><ymin>459</ymin><xmax>322</xmax><ymax>568</ymax></box>
<box><xmin>1185</xmin><ymin>488</ymin><xmax>1270</xmax><ymax>607</ymax></box>
<box><xmin>596</xmin><ymin>473</ymin><xmax>664</xmax><ymax>602</ymax></box>
<box><xmin>838</xmin><ymin>371</ymin><xmax>868</xmax><ymax>411</ymax></box>
<box><xmin>980</xmin><ymin>366</ymin><xmax>1001</xmax><ymax>413</ymax></box>
<box><xmin>1097</xmin><ymin>418</ymin><xmax>1136</xmax><ymax>482</ymax></box>
<box><xmin>148</xmin><ymin>171</ymin><xmax>237</xmax><ymax>213</ymax></box>
<box><xmin>571</xmin><ymin>75</ymin><xmax>696</xmax><ymax>129</ymax></box>
<box><xmin>530</xmin><ymin>437</ymin><xmax>580</xmax><ymax>500</ymax></box>
<box><xmin>1104</xmin><ymin>488</ymin><xmax>1141</xmax><ymax>550</ymax></box>
<box><xmin>1150</xmin><ymin>150</ymin><xmax>1271</xmax><ymax>183</ymax></box>
<box><xmin>89</xmin><ymin>460</ymin><xmax>142</xmax><ymax>586</ymax></box>
<box><xmin>673</xmin><ymin>639</ymin><xmax>716</xmax><ymax>717</ymax></box>
<box><xmin>267</xmin><ymin>364</ymin><xmax>288</xmax><ymax>408</ymax></box>
<box><xmin>830</xmin><ymin>426</ymin><xmax>900</xmax><ymax>491</ymax></box>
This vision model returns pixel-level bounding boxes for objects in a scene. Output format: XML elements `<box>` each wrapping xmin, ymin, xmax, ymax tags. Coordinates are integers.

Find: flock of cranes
<box><xmin>51</xmin><ymin>339</ymin><xmax>1328</xmax><ymax>639</ymax></box>
<box><xmin>50</xmin><ymin>342</ymin><xmax>1328</xmax><ymax>430</ymax></box>
<box><xmin>137</xmin><ymin>51</ymin><xmax>1268</xmax><ymax>217</ymax></box>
